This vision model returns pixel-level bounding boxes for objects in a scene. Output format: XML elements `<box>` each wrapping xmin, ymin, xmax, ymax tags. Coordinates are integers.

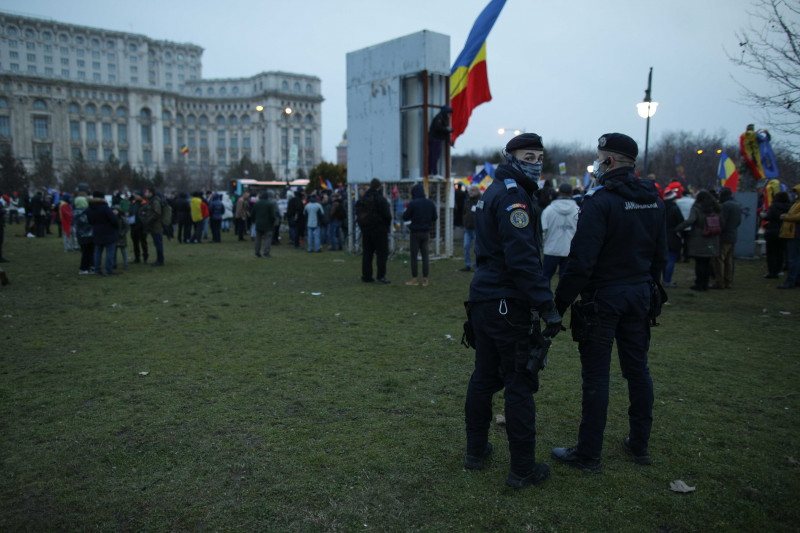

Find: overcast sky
<box><xmin>3</xmin><ymin>0</ymin><xmax>781</xmax><ymax>162</ymax></box>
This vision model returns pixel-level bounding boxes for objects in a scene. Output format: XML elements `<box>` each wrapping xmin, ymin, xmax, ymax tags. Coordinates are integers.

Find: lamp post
<box><xmin>283</xmin><ymin>106</ymin><xmax>293</xmax><ymax>186</ymax></box>
<box><xmin>256</xmin><ymin>105</ymin><xmax>264</xmax><ymax>165</ymax></box>
<box><xmin>636</xmin><ymin>67</ymin><xmax>658</xmax><ymax>177</ymax></box>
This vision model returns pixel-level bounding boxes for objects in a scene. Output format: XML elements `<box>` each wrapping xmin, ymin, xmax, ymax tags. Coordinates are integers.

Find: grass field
<box><xmin>1</xmin><ymin>228</ymin><xmax>798</xmax><ymax>532</ymax></box>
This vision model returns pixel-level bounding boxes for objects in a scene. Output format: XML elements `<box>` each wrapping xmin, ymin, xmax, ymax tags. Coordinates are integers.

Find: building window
<box><xmin>164</xmin><ymin>150</ymin><xmax>172</xmax><ymax>164</ymax></box>
<box><xmin>216</xmin><ymin>115</ymin><xmax>225</xmax><ymax>126</ymax></box>
<box><xmin>104</xmin><ymin>148</ymin><xmax>112</xmax><ymax>161</ymax></box>
<box><xmin>26</xmin><ymin>53</ymin><xmax>36</xmax><ymax>62</ymax></box>
<box><xmin>117</xmin><ymin>124</ymin><xmax>127</xmax><ymax>142</ymax></box>
<box><xmin>230</xmin><ymin>136</ymin><xmax>238</xmax><ymax>149</ymax></box>
<box><xmin>84</xmin><ymin>104</ymin><xmax>95</xmax><ymax>115</ymax></box>
<box><xmin>100</xmin><ymin>105</ymin><xmax>111</xmax><ymax>117</ymax></box>
<box><xmin>0</xmin><ymin>116</ymin><xmax>10</xmax><ymax>136</ymax></box>
<box><xmin>243</xmin><ymin>137</ymin><xmax>250</xmax><ymax>148</ymax></box>
<box><xmin>109</xmin><ymin>74</ymin><xmax>116</xmax><ymax>82</ymax></box>
<box><xmin>87</xmin><ymin>148</ymin><xmax>97</xmax><ymax>162</ymax></box>
<box><xmin>119</xmin><ymin>149</ymin><xmax>127</xmax><ymax>163</ymax></box>
<box><xmin>71</xmin><ymin>147</ymin><xmax>81</xmax><ymax>160</ymax></box>
<box><xmin>162</xmin><ymin>126</ymin><xmax>170</xmax><ymax>143</ymax></box>
<box><xmin>141</xmin><ymin>125</ymin><xmax>151</xmax><ymax>144</ymax></box>
<box><xmin>102</xmin><ymin>123</ymin><xmax>112</xmax><ymax>141</ymax></box>
<box><xmin>10</xmin><ymin>64</ymin><xmax>19</xmax><ymax>71</ymax></box>
<box><xmin>199</xmin><ymin>115</ymin><xmax>208</xmax><ymax>126</ymax></box>
<box><xmin>70</xmin><ymin>120</ymin><xmax>80</xmax><ymax>140</ymax></box>
<box><xmin>77</xmin><ymin>59</ymin><xmax>85</xmax><ymax>67</ymax></box>
<box><xmin>217</xmin><ymin>131</ymin><xmax>225</xmax><ymax>148</ymax></box>
<box><xmin>28</xmin><ymin>66</ymin><xmax>37</xmax><ymax>74</ymax></box>
<box><xmin>143</xmin><ymin>150</ymin><xmax>152</xmax><ymax>165</ymax></box>
<box><xmin>241</xmin><ymin>115</ymin><xmax>250</xmax><ymax>125</ymax></box>
<box><xmin>306</xmin><ymin>83</ymin><xmax>313</xmax><ymax>95</ymax></box>
<box><xmin>229</xmin><ymin>115</ymin><xmax>238</xmax><ymax>126</ymax></box>
<box><xmin>27</xmin><ymin>42</ymin><xmax>35</xmax><ymax>50</ymax></box>
<box><xmin>130</xmin><ymin>65</ymin><xmax>137</xmax><ymax>73</ymax></box>
<box><xmin>86</xmin><ymin>122</ymin><xmax>96</xmax><ymax>141</ymax></box>
<box><xmin>78</xmin><ymin>71</ymin><xmax>86</xmax><ymax>79</ymax></box>
<box><xmin>106</xmin><ymin>40</ymin><xmax>114</xmax><ymax>49</ymax></box>
<box><xmin>131</xmin><ymin>77</ymin><xmax>137</xmax><ymax>83</ymax></box>
<box><xmin>61</xmin><ymin>69</ymin><xmax>69</xmax><ymax>77</ymax></box>
<box><xmin>33</xmin><ymin>117</ymin><xmax>49</xmax><ymax>138</ymax></box>
<box><xmin>294</xmin><ymin>82</ymin><xmax>301</xmax><ymax>93</ymax></box>
<box><xmin>93</xmin><ymin>61</ymin><xmax>100</xmax><ymax>69</ymax></box>
<box><xmin>33</xmin><ymin>99</ymin><xmax>47</xmax><ymax>110</ymax></box>
<box><xmin>45</xmin><ymin>55</ymin><xmax>53</xmax><ymax>64</ymax></box>
<box><xmin>207</xmin><ymin>87</ymin><xmax>214</xmax><ymax>95</ymax></box>
<box><xmin>93</xmin><ymin>73</ymin><xmax>101</xmax><ymax>81</ymax></box>
<box><xmin>282</xmin><ymin>81</ymin><xmax>289</xmax><ymax>91</ymax></box>
<box><xmin>60</xmin><ymin>57</ymin><xmax>69</xmax><ymax>66</ymax></box>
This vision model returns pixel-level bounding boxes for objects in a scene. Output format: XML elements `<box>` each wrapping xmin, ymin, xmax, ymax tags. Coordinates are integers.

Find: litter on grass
<box><xmin>669</xmin><ymin>480</ymin><xmax>696</xmax><ymax>493</ymax></box>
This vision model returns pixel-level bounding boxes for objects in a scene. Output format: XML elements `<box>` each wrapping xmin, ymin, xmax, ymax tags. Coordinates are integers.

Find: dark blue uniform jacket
<box><xmin>469</xmin><ymin>164</ymin><xmax>554</xmax><ymax>313</ymax></box>
<box><xmin>555</xmin><ymin>167</ymin><xmax>667</xmax><ymax>311</ymax></box>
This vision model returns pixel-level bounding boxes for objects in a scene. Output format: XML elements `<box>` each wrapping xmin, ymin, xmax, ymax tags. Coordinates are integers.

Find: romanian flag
<box><xmin>718</xmin><ymin>151</ymin><xmax>739</xmax><ymax>192</ymax></box>
<box><xmin>181</xmin><ymin>146</ymin><xmax>189</xmax><ymax>155</ymax></box>
<box><xmin>320</xmin><ymin>179</ymin><xmax>328</xmax><ymax>190</ymax></box>
<box><xmin>449</xmin><ymin>0</ymin><xmax>506</xmax><ymax>146</ymax></box>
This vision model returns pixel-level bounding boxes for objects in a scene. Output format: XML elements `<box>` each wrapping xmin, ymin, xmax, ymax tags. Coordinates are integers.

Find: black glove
<box><xmin>540</xmin><ymin>308</ymin><xmax>563</xmax><ymax>339</ymax></box>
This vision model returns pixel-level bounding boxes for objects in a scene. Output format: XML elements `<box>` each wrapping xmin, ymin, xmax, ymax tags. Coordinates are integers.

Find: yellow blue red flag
<box><xmin>450</xmin><ymin>0</ymin><xmax>506</xmax><ymax>146</ymax></box>
<box><xmin>718</xmin><ymin>151</ymin><xmax>739</xmax><ymax>192</ymax></box>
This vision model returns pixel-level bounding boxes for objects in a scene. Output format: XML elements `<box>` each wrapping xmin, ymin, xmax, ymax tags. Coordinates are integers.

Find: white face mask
<box><xmin>592</xmin><ymin>158</ymin><xmax>609</xmax><ymax>181</ymax></box>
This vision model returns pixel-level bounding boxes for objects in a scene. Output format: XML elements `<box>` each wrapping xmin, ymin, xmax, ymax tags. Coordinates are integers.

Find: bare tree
<box><xmin>730</xmin><ymin>0</ymin><xmax>800</xmax><ymax>137</ymax></box>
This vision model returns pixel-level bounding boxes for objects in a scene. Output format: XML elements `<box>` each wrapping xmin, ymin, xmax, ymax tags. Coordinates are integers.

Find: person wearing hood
<box><xmin>711</xmin><ymin>186</ymin><xmax>742</xmax><ymax>289</ymax></box>
<box><xmin>541</xmin><ymin>183</ymin><xmax>579</xmax><ymax>281</ymax></box>
<box><xmin>208</xmin><ymin>193</ymin><xmax>225</xmax><ymax>243</ymax></box>
<box><xmin>778</xmin><ymin>184</ymin><xmax>800</xmax><ymax>289</ymax></box>
<box><xmin>464</xmin><ymin>133</ymin><xmax>562</xmax><ymax>489</ymax></box>
<box><xmin>761</xmin><ymin>191</ymin><xmax>792</xmax><ymax>279</ymax></box>
<box><xmin>553</xmin><ymin>133</ymin><xmax>667</xmax><ymax>473</ymax></box>
<box><xmin>86</xmin><ymin>191</ymin><xmax>119</xmax><ymax>276</ymax></box>
<box><xmin>428</xmin><ymin>105</ymin><xmax>453</xmax><ymax>176</ymax></box>
<box><xmin>73</xmin><ymin>192</ymin><xmax>94</xmax><ymax>274</ymax></box>
<box><xmin>402</xmin><ymin>183</ymin><xmax>438</xmax><ymax>286</ymax></box>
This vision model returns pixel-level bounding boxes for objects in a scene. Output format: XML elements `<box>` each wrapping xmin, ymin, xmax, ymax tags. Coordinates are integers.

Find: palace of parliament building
<box><xmin>0</xmin><ymin>11</ymin><xmax>324</xmax><ymax>180</ymax></box>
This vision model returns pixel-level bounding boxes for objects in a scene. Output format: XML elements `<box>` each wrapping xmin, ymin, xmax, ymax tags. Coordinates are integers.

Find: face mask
<box><xmin>507</xmin><ymin>155</ymin><xmax>542</xmax><ymax>181</ymax></box>
<box><xmin>592</xmin><ymin>159</ymin><xmax>610</xmax><ymax>181</ymax></box>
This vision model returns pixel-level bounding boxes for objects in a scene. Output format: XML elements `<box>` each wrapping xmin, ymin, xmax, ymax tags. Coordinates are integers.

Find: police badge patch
<box><xmin>509</xmin><ymin>208</ymin><xmax>529</xmax><ymax>228</ymax></box>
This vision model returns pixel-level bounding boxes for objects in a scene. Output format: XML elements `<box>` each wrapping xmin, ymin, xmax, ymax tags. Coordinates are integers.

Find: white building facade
<box><xmin>0</xmin><ymin>12</ymin><xmax>323</xmax><ymax>180</ymax></box>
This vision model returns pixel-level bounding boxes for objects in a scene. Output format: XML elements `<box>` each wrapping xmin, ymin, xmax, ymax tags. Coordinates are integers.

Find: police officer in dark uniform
<box><xmin>463</xmin><ymin>133</ymin><xmax>563</xmax><ymax>489</ymax></box>
<box><xmin>551</xmin><ymin>133</ymin><xmax>667</xmax><ymax>473</ymax></box>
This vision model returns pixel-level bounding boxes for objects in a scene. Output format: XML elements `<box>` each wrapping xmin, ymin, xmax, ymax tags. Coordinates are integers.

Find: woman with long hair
<box><xmin>675</xmin><ymin>190</ymin><xmax>721</xmax><ymax>291</ymax></box>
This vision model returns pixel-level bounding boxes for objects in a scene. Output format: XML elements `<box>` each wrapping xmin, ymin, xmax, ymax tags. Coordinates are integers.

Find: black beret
<box><xmin>506</xmin><ymin>133</ymin><xmax>543</xmax><ymax>153</ymax></box>
<box><xmin>598</xmin><ymin>133</ymin><xmax>638</xmax><ymax>160</ymax></box>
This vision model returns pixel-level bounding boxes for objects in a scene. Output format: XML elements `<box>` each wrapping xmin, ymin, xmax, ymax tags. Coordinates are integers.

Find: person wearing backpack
<box><xmin>356</xmin><ymin>178</ymin><xmax>392</xmax><ymax>284</ymax></box>
<box><xmin>675</xmin><ymin>190</ymin><xmax>720</xmax><ymax>291</ymax></box>
<box><xmin>140</xmin><ymin>189</ymin><xmax>165</xmax><ymax>266</ymax></box>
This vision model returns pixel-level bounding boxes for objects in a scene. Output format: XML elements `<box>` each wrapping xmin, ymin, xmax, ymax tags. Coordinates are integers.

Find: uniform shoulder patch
<box><xmin>509</xmin><ymin>208</ymin><xmax>529</xmax><ymax>228</ymax></box>
<box><xmin>503</xmin><ymin>179</ymin><xmax>517</xmax><ymax>190</ymax></box>
<box><xmin>584</xmin><ymin>185</ymin><xmax>604</xmax><ymax>197</ymax></box>
<box><xmin>505</xmin><ymin>203</ymin><xmax>528</xmax><ymax>212</ymax></box>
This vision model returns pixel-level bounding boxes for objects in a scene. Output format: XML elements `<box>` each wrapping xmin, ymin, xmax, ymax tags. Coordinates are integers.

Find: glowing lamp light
<box><xmin>697</xmin><ymin>149</ymin><xmax>704</xmax><ymax>155</ymax></box>
<box><xmin>716</xmin><ymin>149</ymin><xmax>722</xmax><ymax>154</ymax></box>
<box><xmin>284</xmin><ymin>107</ymin><xmax>293</xmax><ymax>115</ymax></box>
<box><xmin>497</xmin><ymin>128</ymin><xmax>505</xmax><ymax>135</ymax></box>
<box><xmin>587</xmin><ymin>164</ymin><xmax>594</xmax><ymax>173</ymax></box>
<box><xmin>636</xmin><ymin>101</ymin><xmax>659</xmax><ymax>119</ymax></box>
<box><xmin>256</xmin><ymin>105</ymin><xmax>264</xmax><ymax>112</ymax></box>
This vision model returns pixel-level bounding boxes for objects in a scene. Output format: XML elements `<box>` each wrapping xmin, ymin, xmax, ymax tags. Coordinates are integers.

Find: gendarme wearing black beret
<box><xmin>506</xmin><ymin>133</ymin><xmax>543</xmax><ymax>153</ymax></box>
<box><xmin>597</xmin><ymin>133</ymin><xmax>638</xmax><ymax>160</ymax></box>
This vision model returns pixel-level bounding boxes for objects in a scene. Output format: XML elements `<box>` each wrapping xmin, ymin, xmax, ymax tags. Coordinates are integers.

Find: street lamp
<box><xmin>283</xmin><ymin>106</ymin><xmax>293</xmax><ymax>185</ymax></box>
<box><xmin>636</xmin><ymin>67</ymin><xmax>658</xmax><ymax>177</ymax></box>
<box><xmin>497</xmin><ymin>128</ymin><xmax>523</xmax><ymax>136</ymax></box>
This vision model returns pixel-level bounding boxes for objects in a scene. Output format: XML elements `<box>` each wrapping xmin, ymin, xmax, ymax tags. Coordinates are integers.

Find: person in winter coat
<box><xmin>761</xmin><ymin>191</ymin><xmax>791</xmax><ymax>279</ymax></box>
<box><xmin>208</xmin><ymin>193</ymin><xmax>225</xmax><ymax>243</ymax></box>
<box><xmin>234</xmin><ymin>192</ymin><xmax>250</xmax><ymax>241</ymax></box>
<box><xmin>221</xmin><ymin>193</ymin><xmax>234</xmax><ymax>232</ymax></box>
<box><xmin>402</xmin><ymin>183</ymin><xmax>438</xmax><ymax>286</ymax></box>
<box><xmin>112</xmin><ymin>204</ymin><xmax>130</xmax><ymax>270</ymax></box>
<box><xmin>73</xmin><ymin>194</ymin><xmax>94</xmax><ymax>274</ymax></box>
<box><xmin>356</xmin><ymin>179</ymin><xmax>392</xmax><ymax>284</ymax></box>
<box><xmin>190</xmin><ymin>191</ymin><xmax>207</xmax><ymax>244</ymax></box>
<box><xmin>86</xmin><ymin>191</ymin><xmax>119</xmax><ymax>276</ymax></box>
<box><xmin>662</xmin><ymin>189</ymin><xmax>685</xmax><ymax>287</ymax></box>
<box><xmin>59</xmin><ymin>193</ymin><xmax>75</xmax><ymax>252</ymax></box>
<box><xmin>174</xmin><ymin>192</ymin><xmax>192</xmax><ymax>243</ymax></box>
<box><xmin>777</xmin><ymin>184</ymin><xmax>800</xmax><ymax>289</ymax></box>
<box><xmin>250</xmin><ymin>191</ymin><xmax>281</xmax><ymax>258</ymax></box>
<box><xmin>428</xmin><ymin>105</ymin><xmax>452</xmax><ymax>176</ymax></box>
<box><xmin>461</xmin><ymin>184</ymin><xmax>481</xmax><ymax>271</ymax></box>
<box><xmin>140</xmin><ymin>190</ymin><xmax>164</xmax><ymax>266</ymax></box>
<box><xmin>675</xmin><ymin>190</ymin><xmax>720</xmax><ymax>291</ymax></box>
<box><xmin>328</xmin><ymin>192</ymin><xmax>346</xmax><ymax>251</ymax></box>
<box><xmin>711</xmin><ymin>186</ymin><xmax>742</xmax><ymax>289</ymax></box>
<box><xmin>540</xmin><ymin>183</ymin><xmax>579</xmax><ymax>281</ymax></box>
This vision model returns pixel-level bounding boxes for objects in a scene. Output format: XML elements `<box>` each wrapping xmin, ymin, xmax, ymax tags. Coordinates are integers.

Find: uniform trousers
<box><xmin>465</xmin><ymin>299</ymin><xmax>539</xmax><ymax>475</ymax></box>
<box><xmin>576</xmin><ymin>283</ymin><xmax>653</xmax><ymax>459</ymax></box>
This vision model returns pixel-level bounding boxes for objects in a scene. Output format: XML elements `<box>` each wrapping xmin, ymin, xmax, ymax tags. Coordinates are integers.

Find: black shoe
<box><xmin>376</xmin><ymin>278</ymin><xmax>391</xmax><ymax>285</ymax></box>
<box><xmin>764</xmin><ymin>274</ymin><xmax>778</xmax><ymax>279</ymax></box>
<box><xmin>132</xmin><ymin>259</ymin><xmax>141</xmax><ymax>264</ymax></box>
<box><xmin>361</xmin><ymin>277</ymin><xmax>375</xmax><ymax>283</ymax></box>
<box><xmin>505</xmin><ymin>462</ymin><xmax>551</xmax><ymax>488</ymax></box>
<box><xmin>689</xmin><ymin>285</ymin><xmax>706</xmax><ymax>291</ymax></box>
<box><xmin>151</xmin><ymin>261</ymin><xmax>164</xmax><ymax>267</ymax></box>
<box><xmin>551</xmin><ymin>446</ymin><xmax>602</xmax><ymax>473</ymax></box>
<box><xmin>459</xmin><ymin>266</ymin><xmax>472</xmax><ymax>272</ymax></box>
<box><xmin>777</xmin><ymin>282</ymin><xmax>795</xmax><ymax>289</ymax></box>
<box><xmin>464</xmin><ymin>442</ymin><xmax>493</xmax><ymax>470</ymax></box>
<box><xmin>255</xmin><ymin>253</ymin><xmax>262</xmax><ymax>258</ymax></box>
<box><xmin>622</xmin><ymin>438</ymin><xmax>651</xmax><ymax>465</ymax></box>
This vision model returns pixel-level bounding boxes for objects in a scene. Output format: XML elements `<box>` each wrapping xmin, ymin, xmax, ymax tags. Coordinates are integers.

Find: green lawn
<box><xmin>1</xmin><ymin>229</ymin><xmax>798</xmax><ymax>532</ymax></box>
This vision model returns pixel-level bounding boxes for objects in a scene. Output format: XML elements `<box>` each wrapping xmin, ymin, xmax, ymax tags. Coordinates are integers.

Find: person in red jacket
<box><xmin>59</xmin><ymin>193</ymin><xmax>75</xmax><ymax>252</ymax></box>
